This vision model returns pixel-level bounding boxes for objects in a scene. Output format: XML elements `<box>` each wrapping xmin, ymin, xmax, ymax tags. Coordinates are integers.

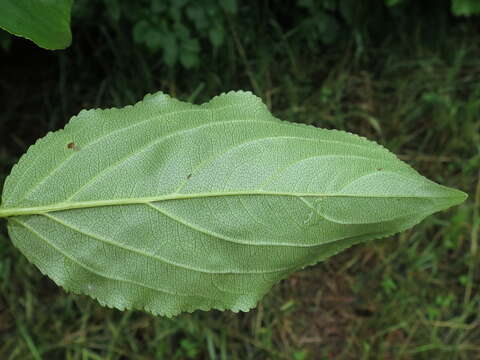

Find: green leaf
<box><xmin>452</xmin><ymin>0</ymin><xmax>480</xmax><ymax>16</ymax></box>
<box><xmin>162</xmin><ymin>33</ymin><xmax>178</xmax><ymax>66</ymax></box>
<box><xmin>180</xmin><ymin>50</ymin><xmax>199</xmax><ymax>69</ymax></box>
<box><xmin>220</xmin><ymin>0</ymin><xmax>238</xmax><ymax>14</ymax></box>
<box><xmin>209</xmin><ymin>27</ymin><xmax>225</xmax><ymax>48</ymax></box>
<box><xmin>0</xmin><ymin>92</ymin><xmax>467</xmax><ymax>316</ymax></box>
<box><xmin>384</xmin><ymin>0</ymin><xmax>404</xmax><ymax>7</ymax></box>
<box><xmin>0</xmin><ymin>0</ymin><xmax>73</xmax><ymax>50</ymax></box>
<box><xmin>132</xmin><ymin>20</ymin><xmax>150</xmax><ymax>44</ymax></box>
<box><xmin>105</xmin><ymin>0</ymin><xmax>121</xmax><ymax>21</ymax></box>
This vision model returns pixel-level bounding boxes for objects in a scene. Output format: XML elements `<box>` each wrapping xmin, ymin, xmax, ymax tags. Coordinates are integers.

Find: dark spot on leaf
<box><xmin>67</xmin><ymin>142</ymin><xmax>80</xmax><ymax>151</ymax></box>
<box><xmin>377</xmin><ymin>168</ymin><xmax>383</xmax><ymax>171</ymax></box>
<box><xmin>187</xmin><ymin>174</ymin><xmax>192</xmax><ymax>179</ymax></box>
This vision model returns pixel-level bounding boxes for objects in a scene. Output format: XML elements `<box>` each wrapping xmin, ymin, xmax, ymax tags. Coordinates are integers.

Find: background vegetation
<box><xmin>0</xmin><ymin>0</ymin><xmax>479</xmax><ymax>359</ymax></box>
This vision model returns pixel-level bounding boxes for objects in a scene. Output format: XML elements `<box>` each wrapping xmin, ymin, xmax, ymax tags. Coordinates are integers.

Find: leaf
<box><xmin>162</xmin><ymin>32</ymin><xmax>178</xmax><ymax>66</ymax></box>
<box><xmin>209</xmin><ymin>27</ymin><xmax>225</xmax><ymax>48</ymax></box>
<box><xmin>384</xmin><ymin>0</ymin><xmax>404</xmax><ymax>7</ymax></box>
<box><xmin>0</xmin><ymin>0</ymin><xmax>73</xmax><ymax>50</ymax></box>
<box><xmin>0</xmin><ymin>91</ymin><xmax>467</xmax><ymax>316</ymax></box>
<box><xmin>220</xmin><ymin>0</ymin><xmax>238</xmax><ymax>14</ymax></box>
<box><xmin>180</xmin><ymin>50</ymin><xmax>199</xmax><ymax>69</ymax></box>
<box><xmin>452</xmin><ymin>0</ymin><xmax>480</xmax><ymax>16</ymax></box>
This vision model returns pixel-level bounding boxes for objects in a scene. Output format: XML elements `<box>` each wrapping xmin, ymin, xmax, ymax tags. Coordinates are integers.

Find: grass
<box><xmin>0</xmin><ymin>11</ymin><xmax>479</xmax><ymax>360</ymax></box>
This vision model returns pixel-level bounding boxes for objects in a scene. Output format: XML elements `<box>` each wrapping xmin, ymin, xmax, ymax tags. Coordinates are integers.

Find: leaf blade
<box><xmin>0</xmin><ymin>91</ymin><xmax>467</xmax><ymax>316</ymax></box>
<box><xmin>0</xmin><ymin>0</ymin><xmax>73</xmax><ymax>50</ymax></box>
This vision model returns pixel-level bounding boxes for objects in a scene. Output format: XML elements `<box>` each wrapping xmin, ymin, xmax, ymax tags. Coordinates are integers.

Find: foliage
<box><xmin>1</xmin><ymin>0</ymin><xmax>480</xmax><ymax>58</ymax></box>
<box><xmin>0</xmin><ymin>91</ymin><xmax>466</xmax><ymax>316</ymax></box>
<box><xmin>70</xmin><ymin>0</ymin><xmax>479</xmax><ymax>69</ymax></box>
<box><xmin>452</xmin><ymin>0</ymin><xmax>480</xmax><ymax>15</ymax></box>
<box><xmin>130</xmin><ymin>0</ymin><xmax>236</xmax><ymax>68</ymax></box>
<box><xmin>1</xmin><ymin>33</ymin><xmax>478</xmax><ymax>358</ymax></box>
<box><xmin>0</xmin><ymin>0</ymin><xmax>478</xmax><ymax>357</ymax></box>
<box><xmin>73</xmin><ymin>0</ymin><xmax>237</xmax><ymax>69</ymax></box>
<box><xmin>0</xmin><ymin>0</ymin><xmax>73</xmax><ymax>50</ymax></box>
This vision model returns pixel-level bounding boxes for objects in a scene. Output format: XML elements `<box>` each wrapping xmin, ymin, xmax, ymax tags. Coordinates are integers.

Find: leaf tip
<box><xmin>448</xmin><ymin>188</ymin><xmax>468</xmax><ymax>206</ymax></box>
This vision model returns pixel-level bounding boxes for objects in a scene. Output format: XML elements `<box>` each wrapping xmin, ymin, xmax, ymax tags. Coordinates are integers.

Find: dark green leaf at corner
<box><xmin>0</xmin><ymin>0</ymin><xmax>73</xmax><ymax>50</ymax></box>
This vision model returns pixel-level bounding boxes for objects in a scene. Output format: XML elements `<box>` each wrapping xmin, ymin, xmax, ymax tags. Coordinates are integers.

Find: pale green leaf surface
<box><xmin>0</xmin><ymin>91</ymin><xmax>467</xmax><ymax>316</ymax></box>
<box><xmin>0</xmin><ymin>0</ymin><xmax>73</xmax><ymax>50</ymax></box>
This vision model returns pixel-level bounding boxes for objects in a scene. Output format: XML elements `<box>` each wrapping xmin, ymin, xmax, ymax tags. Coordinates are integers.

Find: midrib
<box><xmin>0</xmin><ymin>190</ymin><xmax>461</xmax><ymax>218</ymax></box>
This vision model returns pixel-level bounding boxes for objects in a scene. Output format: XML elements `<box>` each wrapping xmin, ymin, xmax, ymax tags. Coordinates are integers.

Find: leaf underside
<box><xmin>0</xmin><ymin>0</ymin><xmax>73</xmax><ymax>50</ymax></box>
<box><xmin>0</xmin><ymin>91</ymin><xmax>466</xmax><ymax>316</ymax></box>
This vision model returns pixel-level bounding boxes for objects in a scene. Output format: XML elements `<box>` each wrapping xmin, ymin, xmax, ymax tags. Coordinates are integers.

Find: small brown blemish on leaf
<box><xmin>377</xmin><ymin>168</ymin><xmax>383</xmax><ymax>171</ymax></box>
<box><xmin>67</xmin><ymin>142</ymin><xmax>80</xmax><ymax>151</ymax></box>
<box><xmin>187</xmin><ymin>174</ymin><xmax>192</xmax><ymax>179</ymax></box>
